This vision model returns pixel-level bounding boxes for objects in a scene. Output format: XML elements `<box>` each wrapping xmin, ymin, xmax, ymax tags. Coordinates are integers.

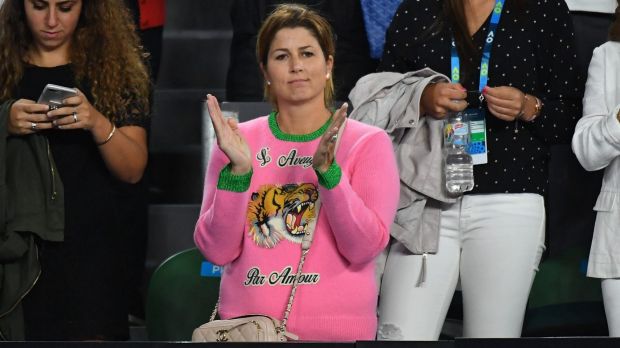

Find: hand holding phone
<box><xmin>37</xmin><ymin>84</ymin><xmax>77</xmax><ymax>110</ymax></box>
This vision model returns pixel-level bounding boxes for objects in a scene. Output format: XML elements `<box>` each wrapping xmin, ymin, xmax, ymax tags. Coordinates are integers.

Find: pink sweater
<box><xmin>194</xmin><ymin>114</ymin><xmax>399</xmax><ymax>341</ymax></box>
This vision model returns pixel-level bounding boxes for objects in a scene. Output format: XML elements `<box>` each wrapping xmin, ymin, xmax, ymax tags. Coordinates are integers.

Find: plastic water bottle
<box><xmin>444</xmin><ymin>111</ymin><xmax>474</xmax><ymax>194</ymax></box>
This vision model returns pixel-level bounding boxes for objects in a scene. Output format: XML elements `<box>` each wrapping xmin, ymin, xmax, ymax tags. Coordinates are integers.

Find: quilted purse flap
<box><xmin>192</xmin><ymin>315</ymin><xmax>287</xmax><ymax>342</ymax></box>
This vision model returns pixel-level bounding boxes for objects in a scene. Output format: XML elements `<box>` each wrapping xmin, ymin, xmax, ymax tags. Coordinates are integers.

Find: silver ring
<box><xmin>73</xmin><ymin>111</ymin><xmax>78</xmax><ymax>123</ymax></box>
<box><xmin>330</xmin><ymin>134</ymin><xmax>338</xmax><ymax>142</ymax></box>
<box><xmin>31</xmin><ymin>122</ymin><xmax>37</xmax><ymax>130</ymax></box>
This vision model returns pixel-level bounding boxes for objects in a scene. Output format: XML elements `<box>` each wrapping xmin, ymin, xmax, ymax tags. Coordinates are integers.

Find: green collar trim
<box><xmin>268</xmin><ymin>111</ymin><xmax>332</xmax><ymax>142</ymax></box>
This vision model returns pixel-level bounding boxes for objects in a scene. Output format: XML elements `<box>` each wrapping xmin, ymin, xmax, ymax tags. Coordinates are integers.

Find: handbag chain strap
<box><xmin>209</xmin><ymin>119</ymin><xmax>348</xmax><ymax>333</ymax></box>
<box><xmin>208</xmin><ymin>217</ymin><xmax>314</xmax><ymax>332</ymax></box>
<box><xmin>278</xmin><ymin>242</ymin><xmax>310</xmax><ymax>333</ymax></box>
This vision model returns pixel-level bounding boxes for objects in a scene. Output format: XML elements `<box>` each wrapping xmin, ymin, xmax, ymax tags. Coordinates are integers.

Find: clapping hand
<box><xmin>206</xmin><ymin>94</ymin><xmax>252</xmax><ymax>174</ymax></box>
<box><xmin>312</xmin><ymin>102</ymin><xmax>347</xmax><ymax>173</ymax></box>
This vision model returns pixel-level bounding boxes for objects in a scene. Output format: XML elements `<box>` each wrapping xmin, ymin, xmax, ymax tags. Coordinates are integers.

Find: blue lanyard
<box><xmin>451</xmin><ymin>0</ymin><xmax>504</xmax><ymax>91</ymax></box>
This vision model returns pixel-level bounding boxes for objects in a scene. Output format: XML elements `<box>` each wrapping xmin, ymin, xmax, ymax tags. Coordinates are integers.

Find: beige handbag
<box><xmin>191</xmin><ymin>314</ymin><xmax>298</xmax><ymax>342</ymax></box>
<box><xmin>192</xmin><ymin>120</ymin><xmax>346</xmax><ymax>342</ymax></box>
<box><xmin>191</xmin><ymin>227</ymin><xmax>313</xmax><ymax>342</ymax></box>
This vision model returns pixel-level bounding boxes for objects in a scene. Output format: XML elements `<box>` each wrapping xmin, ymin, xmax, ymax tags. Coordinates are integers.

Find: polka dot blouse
<box><xmin>379</xmin><ymin>0</ymin><xmax>583</xmax><ymax>195</ymax></box>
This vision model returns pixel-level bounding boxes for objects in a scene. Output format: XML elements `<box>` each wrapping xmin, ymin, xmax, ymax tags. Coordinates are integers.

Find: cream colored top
<box><xmin>564</xmin><ymin>0</ymin><xmax>615</xmax><ymax>13</ymax></box>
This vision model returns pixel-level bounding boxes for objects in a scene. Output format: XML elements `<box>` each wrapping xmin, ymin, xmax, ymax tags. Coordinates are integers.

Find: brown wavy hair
<box><xmin>256</xmin><ymin>3</ymin><xmax>335</xmax><ymax>109</ymax></box>
<box><xmin>610</xmin><ymin>0</ymin><xmax>620</xmax><ymax>41</ymax></box>
<box><xmin>0</xmin><ymin>0</ymin><xmax>150</xmax><ymax>121</ymax></box>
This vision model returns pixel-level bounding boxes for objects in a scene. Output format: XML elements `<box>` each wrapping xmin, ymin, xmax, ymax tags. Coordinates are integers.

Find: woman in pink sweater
<box><xmin>194</xmin><ymin>4</ymin><xmax>399</xmax><ymax>341</ymax></box>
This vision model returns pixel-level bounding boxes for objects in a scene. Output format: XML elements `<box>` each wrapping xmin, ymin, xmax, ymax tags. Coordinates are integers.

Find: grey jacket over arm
<box><xmin>348</xmin><ymin>68</ymin><xmax>455</xmax><ymax>255</ymax></box>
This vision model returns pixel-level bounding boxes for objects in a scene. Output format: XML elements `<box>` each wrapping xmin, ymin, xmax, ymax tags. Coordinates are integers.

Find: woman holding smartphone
<box><xmin>0</xmin><ymin>0</ymin><xmax>150</xmax><ymax>340</ymax></box>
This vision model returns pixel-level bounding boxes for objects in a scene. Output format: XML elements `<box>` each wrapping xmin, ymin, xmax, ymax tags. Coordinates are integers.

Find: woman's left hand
<box><xmin>483</xmin><ymin>86</ymin><xmax>526</xmax><ymax>121</ymax></box>
<box><xmin>45</xmin><ymin>88</ymin><xmax>106</xmax><ymax>131</ymax></box>
<box><xmin>312</xmin><ymin>103</ymin><xmax>348</xmax><ymax>173</ymax></box>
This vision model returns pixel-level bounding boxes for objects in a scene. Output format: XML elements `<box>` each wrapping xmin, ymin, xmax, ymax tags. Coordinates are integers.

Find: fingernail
<box><xmin>342</xmin><ymin>102</ymin><xmax>348</xmax><ymax>109</ymax></box>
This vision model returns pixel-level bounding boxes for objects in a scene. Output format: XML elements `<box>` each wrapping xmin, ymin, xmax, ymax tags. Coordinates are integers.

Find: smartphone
<box><xmin>37</xmin><ymin>84</ymin><xmax>77</xmax><ymax>109</ymax></box>
<box><xmin>466</xmin><ymin>90</ymin><xmax>485</xmax><ymax>108</ymax></box>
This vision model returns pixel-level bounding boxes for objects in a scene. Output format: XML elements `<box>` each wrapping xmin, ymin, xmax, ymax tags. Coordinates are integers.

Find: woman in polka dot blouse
<box><xmin>572</xmin><ymin>0</ymin><xmax>620</xmax><ymax>337</ymax></box>
<box><xmin>376</xmin><ymin>0</ymin><xmax>582</xmax><ymax>340</ymax></box>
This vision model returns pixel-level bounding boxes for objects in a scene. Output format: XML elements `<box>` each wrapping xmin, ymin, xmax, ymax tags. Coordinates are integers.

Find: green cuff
<box><xmin>217</xmin><ymin>164</ymin><xmax>252</xmax><ymax>192</ymax></box>
<box><xmin>315</xmin><ymin>161</ymin><xmax>341</xmax><ymax>189</ymax></box>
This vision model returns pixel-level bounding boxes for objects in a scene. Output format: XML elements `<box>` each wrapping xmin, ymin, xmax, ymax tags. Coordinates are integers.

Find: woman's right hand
<box><xmin>420</xmin><ymin>82</ymin><xmax>468</xmax><ymax>119</ymax></box>
<box><xmin>8</xmin><ymin>99</ymin><xmax>53</xmax><ymax>135</ymax></box>
<box><xmin>205</xmin><ymin>94</ymin><xmax>252</xmax><ymax>174</ymax></box>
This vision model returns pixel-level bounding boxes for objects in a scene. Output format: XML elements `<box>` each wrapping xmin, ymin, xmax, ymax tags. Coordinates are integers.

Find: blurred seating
<box><xmin>219</xmin><ymin>101</ymin><xmax>274</xmax><ymax>122</ymax></box>
<box><xmin>145</xmin><ymin>0</ymin><xmax>235</xmax><ymax>294</ymax></box>
<box><xmin>146</xmin><ymin>248</ymin><xmax>221</xmax><ymax>341</ymax></box>
<box><xmin>146</xmin><ymin>204</ymin><xmax>201</xmax><ymax>275</ymax></box>
<box><xmin>523</xmin><ymin>248</ymin><xmax>606</xmax><ymax>336</ymax></box>
<box><xmin>149</xmin><ymin>0</ymin><xmax>234</xmax><ymax>205</ymax></box>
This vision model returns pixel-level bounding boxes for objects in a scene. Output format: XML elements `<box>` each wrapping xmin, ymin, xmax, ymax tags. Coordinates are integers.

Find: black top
<box><xmin>379</xmin><ymin>0</ymin><xmax>583</xmax><ymax>195</ymax></box>
<box><xmin>17</xmin><ymin>64</ymin><xmax>148</xmax><ymax>340</ymax></box>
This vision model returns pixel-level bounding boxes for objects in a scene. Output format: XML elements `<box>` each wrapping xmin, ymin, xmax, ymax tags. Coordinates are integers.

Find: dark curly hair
<box><xmin>0</xmin><ymin>0</ymin><xmax>150</xmax><ymax>121</ymax></box>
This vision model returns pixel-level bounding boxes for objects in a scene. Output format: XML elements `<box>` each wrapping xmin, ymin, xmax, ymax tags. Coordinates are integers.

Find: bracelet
<box><xmin>533</xmin><ymin>96</ymin><xmax>543</xmax><ymax>115</ymax></box>
<box><xmin>526</xmin><ymin>96</ymin><xmax>543</xmax><ymax>122</ymax></box>
<box><xmin>520</xmin><ymin>95</ymin><xmax>542</xmax><ymax>123</ymax></box>
<box><xmin>97</xmin><ymin>122</ymin><xmax>116</xmax><ymax>146</ymax></box>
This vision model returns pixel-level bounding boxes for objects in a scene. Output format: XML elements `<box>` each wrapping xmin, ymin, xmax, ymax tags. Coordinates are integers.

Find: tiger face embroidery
<box><xmin>247</xmin><ymin>183</ymin><xmax>319</xmax><ymax>248</ymax></box>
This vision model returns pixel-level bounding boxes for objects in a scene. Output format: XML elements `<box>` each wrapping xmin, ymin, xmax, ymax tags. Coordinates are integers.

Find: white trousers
<box><xmin>377</xmin><ymin>193</ymin><xmax>546</xmax><ymax>340</ymax></box>
<box><xmin>602</xmin><ymin>279</ymin><xmax>620</xmax><ymax>336</ymax></box>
